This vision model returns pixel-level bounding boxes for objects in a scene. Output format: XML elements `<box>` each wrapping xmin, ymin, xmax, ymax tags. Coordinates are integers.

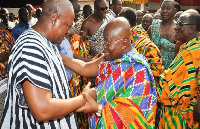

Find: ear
<box><xmin>121</xmin><ymin>39</ymin><xmax>128</xmax><ymax>50</ymax></box>
<box><xmin>172</xmin><ymin>8</ymin><xmax>177</xmax><ymax>15</ymax></box>
<box><xmin>51</xmin><ymin>13</ymin><xmax>59</xmax><ymax>26</ymax></box>
<box><xmin>189</xmin><ymin>25</ymin><xmax>196</xmax><ymax>33</ymax></box>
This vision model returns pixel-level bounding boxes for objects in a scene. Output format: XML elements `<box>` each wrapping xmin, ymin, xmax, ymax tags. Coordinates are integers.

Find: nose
<box><xmin>162</xmin><ymin>8</ymin><xmax>167</xmax><ymax>13</ymax></box>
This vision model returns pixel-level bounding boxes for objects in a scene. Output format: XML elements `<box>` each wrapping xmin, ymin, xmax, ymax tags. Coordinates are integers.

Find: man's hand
<box><xmin>82</xmin><ymin>82</ymin><xmax>96</xmax><ymax>100</ymax></box>
<box><xmin>76</xmin><ymin>93</ymin><xmax>99</xmax><ymax>113</ymax></box>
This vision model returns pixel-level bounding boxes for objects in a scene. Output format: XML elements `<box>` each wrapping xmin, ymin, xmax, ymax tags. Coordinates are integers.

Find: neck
<box><xmin>93</xmin><ymin>13</ymin><xmax>104</xmax><ymax>21</ymax></box>
<box><xmin>162</xmin><ymin>18</ymin><xmax>174</xmax><ymax>25</ymax></box>
<box><xmin>32</xmin><ymin>20</ymin><xmax>49</xmax><ymax>40</ymax></box>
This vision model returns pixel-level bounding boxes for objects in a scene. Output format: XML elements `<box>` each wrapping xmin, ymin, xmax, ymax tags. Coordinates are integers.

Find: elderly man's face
<box><xmin>103</xmin><ymin>27</ymin><xmax>124</xmax><ymax>61</ymax></box>
<box><xmin>174</xmin><ymin>13</ymin><xmax>195</xmax><ymax>43</ymax></box>
<box><xmin>142</xmin><ymin>15</ymin><xmax>153</xmax><ymax>31</ymax></box>
<box><xmin>53</xmin><ymin>12</ymin><xmax>75</xmax><ymax>45</ymax></box>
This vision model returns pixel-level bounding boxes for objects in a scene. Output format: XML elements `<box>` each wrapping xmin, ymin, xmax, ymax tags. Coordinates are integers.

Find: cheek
<box><xmin>175</xmin><ymin>29</ymin><xmax>184</xmax><ymax>40</ymax></box>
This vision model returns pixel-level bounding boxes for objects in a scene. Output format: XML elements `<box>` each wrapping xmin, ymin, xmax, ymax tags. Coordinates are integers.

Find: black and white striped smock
<box><xmin>0</xmin><ymin>28</ymin><xmax>77</xmax><ymax>129</ymax></box>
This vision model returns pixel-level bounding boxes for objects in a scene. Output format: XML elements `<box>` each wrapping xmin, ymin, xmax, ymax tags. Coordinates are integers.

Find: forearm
<box><xmin>73</xmin><ymin>54</ymin><xmax>92</xmax><ymax>62</ymax></box>
<box><xmin>35</xmin><ymin>95</ymin><xmax>86</xmax><ymax>121</ymax></box>
<box><xmin>22</xmin><ymin>80</ymin><xmax>87</xmax><ymax>122</ymax></box>
<box><xmin>61</xmin><ymin>54</ymin><xmax>104</xmax><ymax>77</ymax></box>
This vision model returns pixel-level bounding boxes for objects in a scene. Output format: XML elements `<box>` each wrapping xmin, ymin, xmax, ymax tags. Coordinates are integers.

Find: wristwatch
<box><xmin>95</xmin><ymin>104</ymin><xmax>103</xmax><ymax>117</ymax></box>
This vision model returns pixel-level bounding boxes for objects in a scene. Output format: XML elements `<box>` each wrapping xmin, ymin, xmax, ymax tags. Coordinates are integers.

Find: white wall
<box><xmin>7</xmin><ymin>8</ymin><xmax>19</xmax><ymax>15</ymax></box>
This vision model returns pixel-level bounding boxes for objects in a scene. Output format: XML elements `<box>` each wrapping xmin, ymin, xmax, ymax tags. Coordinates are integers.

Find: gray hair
<box><xmin>42</xmin><ymin>0</ymin><xmax>73</xmax><ymax>17</ymax></box>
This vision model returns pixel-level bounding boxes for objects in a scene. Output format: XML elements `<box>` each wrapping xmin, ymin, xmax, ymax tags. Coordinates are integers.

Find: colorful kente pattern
<box><xmin>157</xmin><ymin>38</ymin><xmax>200</xmax><ymax>129</ymax></box>
<box><xmin>69</xmin><ymin>33</ymin><xmax>90</xmax><ymax>129</ymax></box>
<box><xmin>89</xmin><ymin>48</ymin><xmax>157</xmax><ymax>129</ymax></box>
<box><xmin>130</xmin><ymin>25</ymin><xmax>164</xmax><ymax>78</ymax></box>
<box><xmin>0</xmin><ymin>29</ymin><xmax>14</xmax><ymax>78</ymax></box>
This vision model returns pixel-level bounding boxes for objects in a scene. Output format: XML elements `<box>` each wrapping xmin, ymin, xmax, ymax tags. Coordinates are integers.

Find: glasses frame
<box><xmin>176</xmin><ymin>21</ymin><xmax>194</xmax><ymax>28</ymax></box>
<box><xmin>99</xmin><ymin>7</ymin><xmax>108</xmax><ymax>12</ymax></box>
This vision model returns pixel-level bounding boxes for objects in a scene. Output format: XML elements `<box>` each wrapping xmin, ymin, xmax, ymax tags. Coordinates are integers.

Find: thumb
<box><xmin>85</xmin><ymin>82</ymin><xmax>91</xmax><ymax>89</ymax></box>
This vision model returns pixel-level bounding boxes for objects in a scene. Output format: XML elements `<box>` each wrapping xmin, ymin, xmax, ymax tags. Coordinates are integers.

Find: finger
<box><xmin>85</xmin><ymin>82</ymin><xmax>91</xmax><ymax>89</ymax></box>
<box><xmin>84</xmin><ymin>92</ymin><xmax>93</xmax><ymax>103</ymax></box>
<box><xmin>76</xmin><ymin>106</ymin><xmax>85</xmax><ymax>112</ymax></box>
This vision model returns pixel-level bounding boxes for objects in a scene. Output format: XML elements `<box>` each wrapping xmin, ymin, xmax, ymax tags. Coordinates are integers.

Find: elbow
<box><xmin>32</xmin><ymin>110</ymin><xmax>50</xmax><ymax>122</ymax></box>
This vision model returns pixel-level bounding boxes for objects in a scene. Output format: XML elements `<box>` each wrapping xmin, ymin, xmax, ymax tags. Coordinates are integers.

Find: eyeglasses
<box><xmin>100</xmin><ymin>7</ymin><xmax>108</xmax><ymax>12</ymax></box>
<box><xmin>176</xmin><ymin>21</ymin><xmax>194</xmax><ymax>28</ymax></box>
<box><xmin>104</xmin><ymin>38</ymin><xmax>125</xmax><ymax>46</ymax></box>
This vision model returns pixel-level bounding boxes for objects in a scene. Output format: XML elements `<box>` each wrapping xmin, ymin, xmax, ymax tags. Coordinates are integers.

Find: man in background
<box><xmin>12</xmin><ymin>7</ymin><xmax>29</xmax><ymax>41</ymax></box>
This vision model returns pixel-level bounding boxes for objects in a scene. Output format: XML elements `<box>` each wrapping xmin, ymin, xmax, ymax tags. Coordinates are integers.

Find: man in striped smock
<box><xmin>0</xmin><ymin>0</ymin><xmax>96</xmax><ymax>128</ymax></box>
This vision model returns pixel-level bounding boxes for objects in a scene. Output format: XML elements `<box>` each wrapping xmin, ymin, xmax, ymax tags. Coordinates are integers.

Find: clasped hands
<box><xmin>76</xmin><ymin>82</ymin><xmax>100</xmax><ymax>114</ymax></box>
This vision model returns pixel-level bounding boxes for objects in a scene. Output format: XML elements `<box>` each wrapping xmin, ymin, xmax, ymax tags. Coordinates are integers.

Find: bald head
<box><xmin>103</xmin><ymin>17</ymin><xmax>132</xmax><ymax>60</ymax></box>
<box><xmin>104</xmin><ymin>17</ymin><xmax>130</xmax><ymax>40</ymax></box>
<box><xmin>94</xmin><ymin>0</ymin><xmax>106</xmax><ymax>7</ymax></box>
<box><xmin>42</xmin><ymin>0</ymin><xmax>74</xmax><ymax>17</ymax></box>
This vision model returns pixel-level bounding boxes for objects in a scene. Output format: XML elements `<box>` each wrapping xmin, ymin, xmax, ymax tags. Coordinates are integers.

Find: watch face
<box><xmin>96</xmin><ymin>112</ymin><xmax>101</xmax><ymax>117</ymax></box>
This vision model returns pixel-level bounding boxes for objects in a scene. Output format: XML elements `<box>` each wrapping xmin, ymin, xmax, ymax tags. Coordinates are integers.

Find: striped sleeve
<box><xmin>13</xmin><ymin>41</ymin><xmax>51</xmax><ymax>107</ymax></box>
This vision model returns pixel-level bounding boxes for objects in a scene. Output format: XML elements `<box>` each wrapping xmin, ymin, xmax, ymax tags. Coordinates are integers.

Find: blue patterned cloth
<box><xmin>57</xmin><ymin>37</ymin><xmax>73</xmax><ymax>81</ymax></box>
<box><xmin>89</xmin><ymin>48</ymin><xmax>157</xmax><ymax>128</ymax></box>
<box><xmin>11</xmin><ymin>21</ymin><xmax>29</xmax><ymax>41</ymax></box>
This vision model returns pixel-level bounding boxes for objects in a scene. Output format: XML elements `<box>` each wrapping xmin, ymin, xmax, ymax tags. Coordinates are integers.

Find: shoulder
<box><xmin>83</xmin><ymin>15</ymin><xmax>95</xmax><ymax>24</ymax></box>
<box><xmin>13</xmin><ymin>29</ymin><xmax>47</xmax><ymax>53</ymax></box>
<box><xmin>81</xmin><ymin>15</ymin><xmax>93</xmax><ymax>29</ymax></box>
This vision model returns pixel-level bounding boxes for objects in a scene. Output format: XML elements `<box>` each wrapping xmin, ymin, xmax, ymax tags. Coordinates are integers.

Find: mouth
<box><xmin>162</xmin><ymin>15</ymin><xmax>168</xmax><ymax>18</ymax></box>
